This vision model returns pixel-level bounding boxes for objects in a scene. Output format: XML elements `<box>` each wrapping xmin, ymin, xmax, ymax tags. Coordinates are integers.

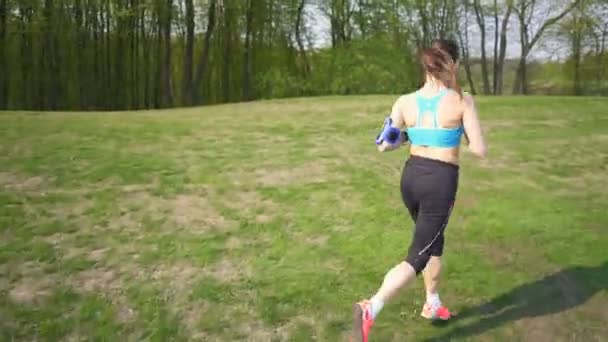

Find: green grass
<box><xmin>1</xmin><ymin>95</ymin><xmax>607</xmax><ymax>341</ymax></box>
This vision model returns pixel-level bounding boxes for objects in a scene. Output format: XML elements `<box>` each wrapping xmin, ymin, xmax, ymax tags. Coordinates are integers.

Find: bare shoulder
<box><xmin>394</xmin><ymin>93</ymin><xmax>413</xmax><ymax>106</ymax></box>
<box><xmin>396</xmin><ymin>92</ymin><xmax>418</xmax><ymax>109</ymax></box>
<box><xmin>391</xmin><ymin>93</ymin><xmax>414</xmax><ymax>115</ymax></box>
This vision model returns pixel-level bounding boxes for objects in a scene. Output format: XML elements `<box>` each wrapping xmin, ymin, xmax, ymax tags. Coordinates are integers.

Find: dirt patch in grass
<box><xmin>223</xmin><ymin>190</ymin><xmax>280</xmax><ymax>223</ymax></box>
<box><xmin>304</xmin><ymin>234</ymin><xmax>329</xmax><ymax>247</ymax></box>
<box><xmin>69</xmin><ymin>267</ymin><xmax>139</xmax><ymax>324</ymax></box>
<box><xmin>0</xmin><ymin>171</ymin><xmax>47</xmax><ymax>192</ymax></box>
<box><xmin>181</xmin><ymin>303</ymin><xmax>209</xmax><ymax>340</ymax></box>
<box><xmin>116</xmin><ymin>304</ymin><xmax>137</xmax><ymax>323</ymax></box>
<box><xmin>276</xmin><ymin>315</ymin><xmax>321</xmax><ymax>341</ymax></box>
<box><xmin>170</xmin><ymin>194</ymin><xmax>235</xmax><ymax>233</ymax></box>
<box><xmin>8</xmin><ymin>278</ymin><xmax>53</xmax><ymax>305</ymax></box>
<box><xmin>88</xmin><ymin>247</ymin><xmax>110</xmax><ymax>262</ymax></box>
<box><xmin>227</xmin><ymin>304</ymin><xmax>276</xmax><ymax>341</ymax></box>
<box><xmin>150</xmin><ymin>261</ymin><xmax>203</xmax><ymax>294</ymax></box>
<box><xmin>204</xmin><ymin>258</ymin><xmax>252</xmax><ymax>284</ymax></box>
<box><xmin>72</xmin><ymin>269</ymin><xmax>121</xmax><ymax>293</ymax></box>
<box><xmin>255</xmin><ymin>214</ymin><xmax>273</xmax><ymax>224</ymax></box>
<box><xmin>6</xmin><ymin>262</ymin><xmax>56</xmax><ymax>305</ymax></box>
<box><xmin>255</xmin><ymin>162</ymin><xmax>332</xmax><ymax>187</ymax></box>
<box><xmin>109</xmin><ymin>191</ymin><xmax>235</xmax><ymax>235</ymax></box>
<box><xmin>224</xmin><ymin>234</ymin><xmax>273</xmax><ymax>251</ymax></box>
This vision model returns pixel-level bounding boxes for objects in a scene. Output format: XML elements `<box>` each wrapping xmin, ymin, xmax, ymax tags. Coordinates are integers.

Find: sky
<box><xmin>303</xmin><ymin>1</ymin><xmax>576</xmax><ymax>62</ymax></box>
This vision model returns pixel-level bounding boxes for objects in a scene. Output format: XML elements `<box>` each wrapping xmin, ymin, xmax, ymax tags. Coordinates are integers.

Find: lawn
<box><xmin>1</xmin><ymin>95</ymin><xmax>607</xmax><ymax>341</ymax></box>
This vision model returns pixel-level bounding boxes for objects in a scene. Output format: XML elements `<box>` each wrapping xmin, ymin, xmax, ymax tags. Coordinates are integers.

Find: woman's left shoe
<box><xmin>351</xmin><ymin>300</ymin><xmax>374</xmax><ymax>342</ymax></box>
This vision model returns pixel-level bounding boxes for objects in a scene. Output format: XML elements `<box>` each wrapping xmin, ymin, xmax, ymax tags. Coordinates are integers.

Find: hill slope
<box><xmin>1</xmin><ymin>96</ymin><xmax>607</xmax><ymax>341</ymax></box>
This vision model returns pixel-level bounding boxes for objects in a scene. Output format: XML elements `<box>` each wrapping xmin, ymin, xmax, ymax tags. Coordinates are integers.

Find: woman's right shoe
<box><xmin>421</xmin><ymin>302</ymin><xmax>452</xmax><ymax>320</ymax></box>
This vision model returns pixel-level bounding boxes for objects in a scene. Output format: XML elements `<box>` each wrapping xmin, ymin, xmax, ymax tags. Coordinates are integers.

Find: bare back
<box><xmin>388</xmin><ymin>87</ymin><xmax>486</xmax><ymax>164</ymax></box>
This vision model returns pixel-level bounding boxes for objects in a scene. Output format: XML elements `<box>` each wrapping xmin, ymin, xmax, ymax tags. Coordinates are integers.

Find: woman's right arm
<box><xmin>462</xmin><ymin>94</ymin><xmax>486</xmax><ymax>158</ymax></box>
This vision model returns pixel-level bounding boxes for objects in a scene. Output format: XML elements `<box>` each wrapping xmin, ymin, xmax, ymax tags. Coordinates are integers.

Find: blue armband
<box><xmin>375</xmin><ymin>117</ymin><xmax>404</xmax><ymax>145</ymax></box>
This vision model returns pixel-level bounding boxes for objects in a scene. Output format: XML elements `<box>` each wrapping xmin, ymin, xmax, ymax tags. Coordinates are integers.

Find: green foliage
<box><xmin>0</xmin><ymin>0</ymin><xmax>606</xmax><ymax>111</ymax></box>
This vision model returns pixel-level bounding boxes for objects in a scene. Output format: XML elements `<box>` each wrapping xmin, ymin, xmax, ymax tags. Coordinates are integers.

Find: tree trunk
<box><xmin>92</xmin><ymin>1</ymin><xmax>100</xmax><ymax>108</ymax></box>
<box><xmin>19</xmin><ymin>5</ymin><xmax>30</xmax><ymax>108</ymax></box>
<box><xmin>162</xmin><ymin>0</ymin><xmax>174</xmax><ymax>107</ymax></box>
<box><xmin>356</xmin><ymin>0</ymin><xmax>366</xmax><ymax>38</ymax></box>
<box><xmin>458</xmin><ymin>0</ymin><xmax>477</xmax><ymax>95</ymax></box>
<box><xmin>492</xmin><ymin>0</ymin><xmax>499</xmax><ymax>94</ymax></box>
<box><xmin>295</xmin><ymin>0</ymin><xmax>310</xmax><ymax>77</ymax></box>
<box><xmin>74</xmin><ymin>0</ymin><xmax>85</xmax><ymax>108</ymax></box>
<box><xmin>131</xmin><ymin>0</ymin><xmax>139</xmax><ymax>109</ymax></box>
<box><xmin>182</xmin><ymin>0</ymin><xmax>194</xmax><ymax>105</ymax></box>
<box><xmin>105</xmin><ymin>0</ymin><xmax>112</xmax><ymax>108</ymax></box>
<box><xmin>42</xmin><ymin>0</ymin><xmax>58</xmax><ymax>110</ymax></box>
<box><xmin>154</xmin><ymin>10</ymin><xmax>162</xmax><ymax>108</ymax></box>
<box><xmin>193</xmin><ymin>0</ymin><xmax>217</xmax><ymax>105</ymax></box>
<box><xmin>513</xmin><ymin>0</ymin><xmax>529</xmax><ymax>95</ymax></box>
<box><xmin>0</xmin><ymin>0</ymin><xmax>7</xmax><ymax>108</ymax></box>
<box><xmin>513</xmin><ymin>47</ymin><xmax>528</xmax><ymax>95</ymax></box>
<box><xmin>599</xmin><ymin>22</ymin><xmax>607</xmax><ymax>93</ymax></box>
<box><xmin>115</xmin><ymin>1</ymin><xmax>127</xmax><ymax>109</ymax></box>
<box><xmin>222</xmin><ymin>2</ymin><xmax>232</xmax><ymax>102</ymax></box>
<box><xmin>242</xmin><ymin>0</ymin><xmax>254</xmax><ymax>101</ymax></box>
<box><xmin>572</xmin><ymin>16</ymin><xmax>583</xmax><ymax>95</ymax></box>
<box><xmin>495</xmin><ymin>1</ymin><xmax>512</xmax><ymax>95</ymax></box>
<box><xmin>473</xmin><ymin>0</ymin><xmax>491</xmax><ymax>94</ymax></box>
<box><xmin>141</xmin><ymin>5</ymin><xmax>150</xmax><ymax>108</ymax></box>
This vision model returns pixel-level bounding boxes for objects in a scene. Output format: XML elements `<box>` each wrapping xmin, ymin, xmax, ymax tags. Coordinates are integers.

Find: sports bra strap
<box><xmin>415</xmin><ymin>88</ymin><xmax>449</xmax><ymax>128</ymax></box>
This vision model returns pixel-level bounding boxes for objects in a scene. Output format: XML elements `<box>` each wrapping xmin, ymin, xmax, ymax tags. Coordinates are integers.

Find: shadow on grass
<box><xmin>427</xmin><ymin>261</ymin><xmax>608</xmax><ymax>341</ymax></box>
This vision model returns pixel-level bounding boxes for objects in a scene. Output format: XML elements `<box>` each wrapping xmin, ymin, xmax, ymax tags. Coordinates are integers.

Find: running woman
<box><xmin>352</xmin><ymin>39</ymin><xmax>487</xmax><ymax>341</ymax></box>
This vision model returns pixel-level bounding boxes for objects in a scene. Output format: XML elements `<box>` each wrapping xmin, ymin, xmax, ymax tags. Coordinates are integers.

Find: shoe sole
<box><xmin>351</xmin><ymin>303</ymin><xmax>363</xmax><ymax>342</ymax></box>
<box><xmin>421</xmin><ymin>311</ymin><xmax>450</xmax><ymax>321</ymax></box>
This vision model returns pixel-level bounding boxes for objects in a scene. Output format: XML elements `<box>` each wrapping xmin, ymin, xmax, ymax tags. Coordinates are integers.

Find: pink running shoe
<box><xmin>351</xmin><ymin>300</ymin><xmax>374</xmax><ymax>342</ymax></box>
<box><xmin>421</xmin><ymin>303</ymin><xmax>452</xmax><ymax>321</ymax></box>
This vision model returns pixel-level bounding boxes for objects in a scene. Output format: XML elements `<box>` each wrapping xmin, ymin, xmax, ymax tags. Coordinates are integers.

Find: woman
<box><xmin>352</xmin><ymin>39</ymin><xmax>487</xmax><ymax>341</ymax></box>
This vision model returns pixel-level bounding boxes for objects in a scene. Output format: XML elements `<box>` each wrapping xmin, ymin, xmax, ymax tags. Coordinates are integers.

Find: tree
<box><xmin>242</xmin><ymin>0</ymin><xmax>254</xmax><ymax>101</ymax></box>
<box><xmin>162</xmin><ymin>0</ymin><xmax>174</xmax><ymax>107</ymax></box>
<box><xmin>562</xmin><ymin>3</ymin><xmax>594</xmax><ymax>94</ymax></box>
<box><xmin>324</xmin><ymin>0</ymin><xmax>354</xmax><ymax>48</ymax></box>
<box><xmin>494</xmin><ymin>0</ymin><xmax>513</xmax><ymax>95</ymax></box>
<box><xmin>472</xmin><ymin>0</ymin><xmax>491</xmax><ymax>94</ymax></box>
<box><xmin>412</xmin><ymin>0</ymin><xmax>458</xmax><ymax>48</ymax></box>
<box><xmin>295</xmin><ymin>0</ymin><xmax>310</xmax><ymax>77</ymax></box>
<box><xmin>193</xmin><ymin>0</ymin><xmax>217</xmax><ymax>105</ymax></box>
<box><xmin>457</xmin><ymin>0</ymin><xmax>477</xmax><ymax>94</ymax></box>
<box><xmin>0</xmin><ymin>0</ymin><xmax>8</xmax><ymax>108</ymax></box>
<box><xmin>182</xmin><ymin>0</ymin><xmax>195</xmax><ymax>105</ymax></box>
<box><xmin>221</xmin><ymin>1</ymin><xmax>235</xmax><ymax>102</ymax></box>
<box><xmin>513</xmin><ymin>0</ymin><xmax>582</xmax><ymax>94</ymax></box>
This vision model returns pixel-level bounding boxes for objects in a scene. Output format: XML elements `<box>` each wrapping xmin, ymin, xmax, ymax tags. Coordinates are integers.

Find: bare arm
<box><xmin>462</xmin><ymin>94</ymin><xmax>486</xmax><ymax>158</ymax></box>
<box><xmin>377</xmin><ymin>96</ymin><xmax>408</xmax><ymax>152</ymax></box>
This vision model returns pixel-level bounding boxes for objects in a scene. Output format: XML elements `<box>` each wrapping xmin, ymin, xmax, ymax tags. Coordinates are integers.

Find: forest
<box><xmin>0</xmin><ymin>0</ymin><xmax>606</xmax><ymax>111</ymax></box>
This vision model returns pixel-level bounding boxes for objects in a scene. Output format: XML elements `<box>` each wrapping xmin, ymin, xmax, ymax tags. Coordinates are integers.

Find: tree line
<box><xmin>0</xmin><ymin>0</ymin><xmax>606</xmax><ymax>111</ymax></box>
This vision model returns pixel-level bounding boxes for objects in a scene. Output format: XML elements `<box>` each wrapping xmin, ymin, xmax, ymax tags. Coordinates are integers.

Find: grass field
<box><xmin>1</xmin><ymin>95</ymin><xmax>607</xmax><ymax>341</ymax></box>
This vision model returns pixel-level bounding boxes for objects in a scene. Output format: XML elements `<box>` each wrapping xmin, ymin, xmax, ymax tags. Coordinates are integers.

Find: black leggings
<box><xmin>400</xmin><ymin>155</ymin><xmax>459</xmax><ymax>274</ymax></box>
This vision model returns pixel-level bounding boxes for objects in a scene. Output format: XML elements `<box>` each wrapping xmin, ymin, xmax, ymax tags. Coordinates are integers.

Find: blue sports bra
<box><xmin>406</xmin><ymin>89</ymin><xmax>464</xmax><ymax>148</ymax></box>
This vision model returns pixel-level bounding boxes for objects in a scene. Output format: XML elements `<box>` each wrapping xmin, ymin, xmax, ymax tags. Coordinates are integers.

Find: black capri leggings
<box><xmin>400</xmin><ymin>155</ymin><xmax>459</xmax><ymax>274</ymax></box>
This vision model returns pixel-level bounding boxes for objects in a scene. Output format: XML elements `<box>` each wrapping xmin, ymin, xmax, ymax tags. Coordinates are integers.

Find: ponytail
<box><xmin>421</xmin><ymin>39</ymin><xmax>462</xmax><ymax>98</ymax></box>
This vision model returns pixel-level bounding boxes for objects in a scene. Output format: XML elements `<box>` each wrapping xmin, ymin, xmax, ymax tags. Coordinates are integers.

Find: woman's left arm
<box><xmin>377</xmin><ymin>96</ymin><xmax>408</xmax><ymax>152</ymax></box>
